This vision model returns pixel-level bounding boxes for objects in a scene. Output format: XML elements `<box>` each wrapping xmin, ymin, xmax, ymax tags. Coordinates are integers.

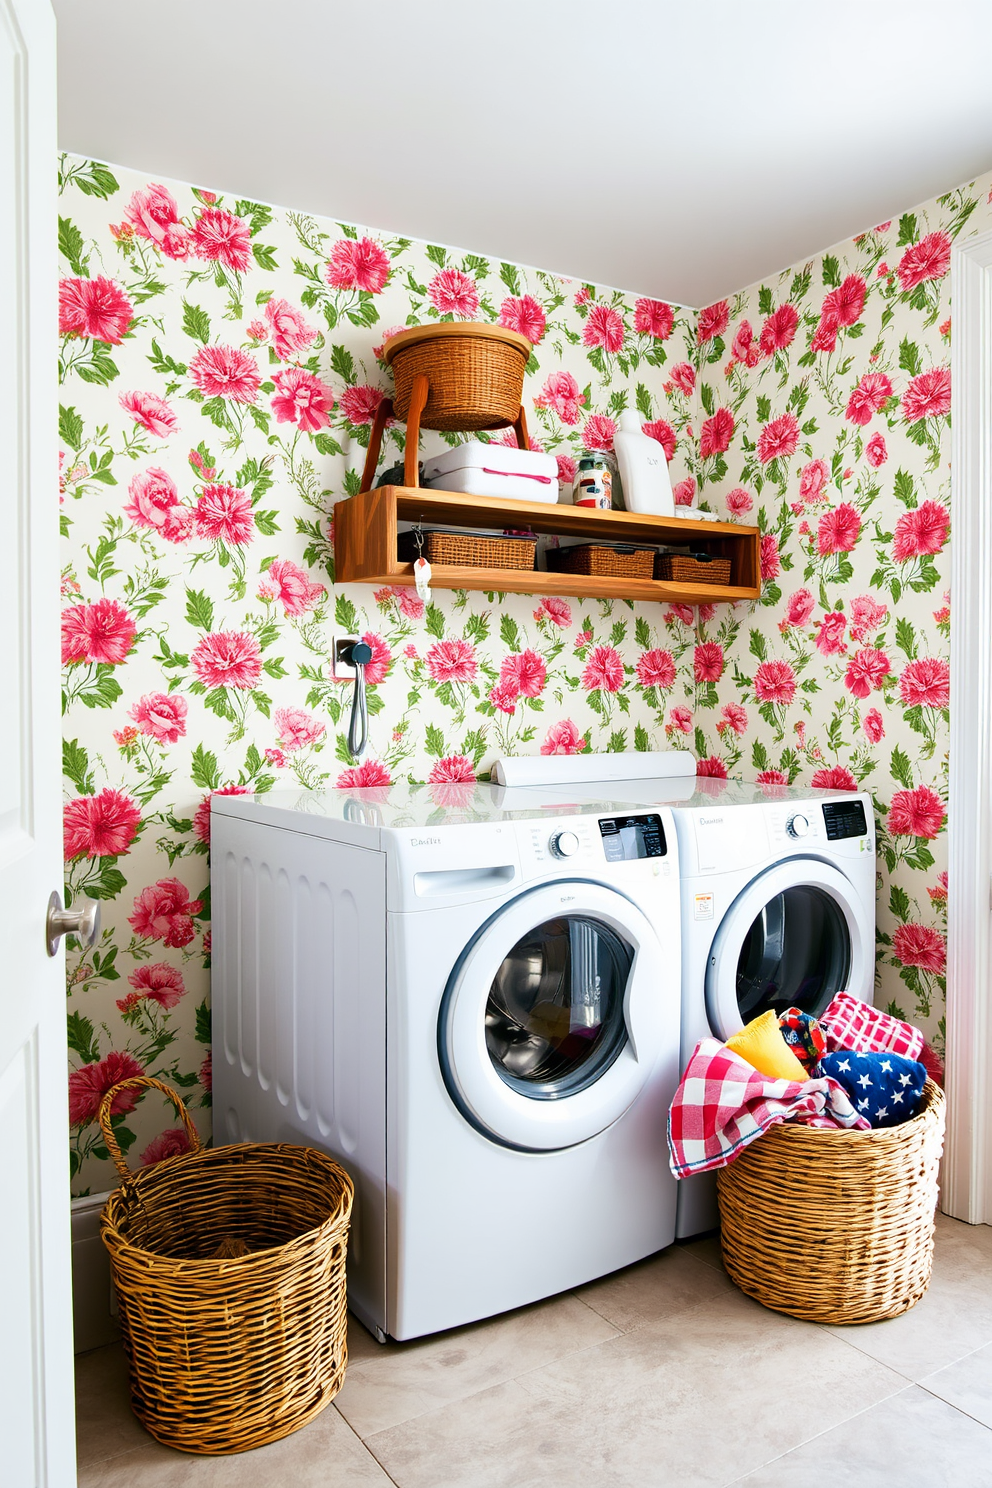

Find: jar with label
<box><xmin>573</xmin><ymin>453</ymin><xmax>613</xmax><ymax>510</ymax></box>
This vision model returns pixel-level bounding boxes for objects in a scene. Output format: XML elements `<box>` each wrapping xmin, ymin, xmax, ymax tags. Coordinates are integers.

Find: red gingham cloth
<box><xmin>819</xmin><ymin>992</ymin><xmax>924</xmax><ymax>1061</ymax></box>
<box><xmin>668</xmin><ymin>1039</ymin><xmax>870</xmax><ymax>1178</ymax></box>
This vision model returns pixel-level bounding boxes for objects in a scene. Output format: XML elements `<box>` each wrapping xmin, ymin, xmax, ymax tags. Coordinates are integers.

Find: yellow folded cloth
<box><xmin>725</xmin><ymin>1009</ymin><xmax>809</xmax><ymax>1082</ymax></box>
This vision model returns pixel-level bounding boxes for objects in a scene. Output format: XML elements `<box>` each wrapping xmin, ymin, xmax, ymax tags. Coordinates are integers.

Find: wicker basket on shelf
<box><xmin>383</xmin><ymin>323</ymin><xmax>531</xmax><ymax>431</ymax></box>
<box><xmin>397</xmin><ymin>529</ymin><xmax>537</xmax><ymax>571</ymax></box>
<box><xmin>545</xmin><ymin>544</ymin><xmax>656</xmax><ymax>579</ymax></box>
<box><xmin>98</xmin><ymin>1077</ymin><xmax>353</xmax><ymax>1455</ymax></box>
<box><xmin>655</xmin><ymin>552</ymin><xmax>732</xmax><ymax>585</ymax></box>
<box><xmin>716</xmin><ymin>1078</ymin><xmax>945</xmax><ymax>1325</ymax></box>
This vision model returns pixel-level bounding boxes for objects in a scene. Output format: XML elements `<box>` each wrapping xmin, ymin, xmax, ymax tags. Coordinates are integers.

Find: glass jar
<box><xmin>573</xmin><ymin>453</ymin><xmax>614</xmax><ymax>510</ymax></box>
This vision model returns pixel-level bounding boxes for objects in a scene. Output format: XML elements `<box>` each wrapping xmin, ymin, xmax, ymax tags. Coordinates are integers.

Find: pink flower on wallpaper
<box><xmin>799</xmin><ymin>460</ymin><xmax>829</xmax><ymax>504</ymax></box>
<box><xmin>642</xmin><ymin>419</ymin><xmax>676</xmax><ymax>461</ymax></box>
<box><xmin>500</xmin><ymin>649</ymin><xmax>547</xmax><ymax>697</ymax></box>
<box><xmin>326</xmin><ymin>236</ymin><xmax>391</xmax><ymax>293</ymax></box>
<box><xmin>636</xmin><ymin>649</ymin><xmax>676</xmax><ymax>689</ymax></box>
<box><xmin>64</xmin><ymin>788</ymin><xmax>141</xmax><ymax>860</ymax></box>
<box><xmin>119</xmin><ymin>390</ymin><xmax>178</xmax><ymax>437</ymax></box>
<box><xmin>633</xmin><ymin>299</ymin><xmax>674</xmax><ymax>340</ymax></box>
<box><xmin>582</xmin><ymin>414</ymin><xmax>617</xmax><ymax>452</ymax></box>
<box><xmin>697</xmin><ymin>301</ymin><xmax>729</xmax><ymax>343</ymax></box>
<box><xmin>844</xmin><ymin>647</ymin><xmax>891</xmax><ymax>699</ymax></box>
<box><xmin>263</xmin><ymin>558</ymin><xmax>326</xmax><ymax>616</ymax></box>
<box><xmin>190</xmin><ymin>630</ymin><xmax>262</xmax><ymax>689</ymax></box>
<box><xmin>128</xmin><ymin>962</ymin><xmax>186</xmax><ymax>1010</ymax></box>
<box><xmin>427</xmin><ymin>267</ymin><xmax>480</xmax><ymax>318</ymax></box>
<box><xmin>717</xmin><ymin>702</ymin><xmax>748</xmax><ymax>735</ymax></box>
<box><xmin>667</xmin><ymin>706</ymin><xmax>693</xmax><ymax>735</ymax></box>
<box><xmin>754</xmin><ymin>659</ymin><xmax>796</xmax><ymax>705</ymax></box>
<box><xmin>540</xmin><ymin>719</ymin><xmax>587</xmax><ymax>755</ymax></box>
<box><xmin>190</xmin><ymin>208</ymin><xmax>252</xmax><ymax>272</ymax></box>
<box><xmin>928</xmin><ymin>872</ymin><xmax>948</xmax><ymax>904</ymax></box>
<box><xmin>865</xmin><ymin>432</ymin><xmax>888</xmax><ymax>468</ymax></box>
<box><xmin>893</xmin><ymin>923</ymin><xmax>946</xmax><ymax>975</ymax></box>
<box><xmin>68</xmin><ymin>1050</ymin><xmax>145</xmax><ymax>1126</ymax></box>
<box><xmin>896</xmin><ymin>232</ymin><xmax>952</xmax><ymax>292</ymax></box>
<box><xmin>339</xmin><ymin>384</ymin><xmax>386</xmax><ymax>426</ymax></box>
<box><xmin>274</xmin><ymin>706</ymin><xmax>326</xmax><ymax>752</ymax></box>
<box><xmin>490</xmin><ymin>427</ymin><xmax>545</xmax><ymax>453</ymax></box>
<box><xmin>731</xmin><ymin>320</ymin><xmax>760</xmax><ymax>368</ymax></box>
<box><xmin>757</xmin><ymin>413</ymin><xmax>800</xmax><ymax>464</ymax></box>
<box><xmin>582</xmin><ymin>303</ymin><xmax>625</xmax><ymax>354</ymax></box>
<box><xmin>533</xmin><ymin>597</ymin><xmax>572</xmax><ymax>627</ymax></box>
<box><xmin>814</xmin><ymin>610</ymin><xmax>848</xmax><ymax>655</ymax></box>
<box><xmin>129</xmin><ymin>692</ymin><xmax>188</xmax><ymax>744</ymax></box>
<box><xmin>358</xmin><ymin>631</ymin><xmax>392</xmax><ymax>685</ymax></box>
<box><xmin>61</xmin><ymin>598</ymin><xmax>136</xmax><ymax>666</ymax></box>
<box><xmin>696</xmin><ymin>756</ymin><xmax>728</xmax><ymax>779</ymax></box>
<box><xmin>498</xmin><ymin>294</ymin><xmax>546</xmax><ymax>344</ymax></box>
<box><xmin>849</xmin><ymin>593</ymin><xmax>888</xmax><ymax>639</ymax></box>
<box><xmin>128</xmin><ymin>878</ymin><xmax>203</xmax><ymax>949</ymax></box>
<box><xmin>670</xmin><ymin>362</ymin><xmax>696</xmax><ymax>395</ymax></box>
<box><xmin>271</xmin><ymin>367</ymin><xmax>335</xmax><ymax>432</ymax></box>
<box><xmin>693</xmin><ymin>642</ymin><xmax>724</xmax><ymax>684</ymax></box>
<box><xmin>892</xmin><ymin>501</ymin><xmax>950</xmax><ymax>560</ymax></box>
<box><xmin>192</xmin><ymin>785</ymin><xmax>253</xmax><ymax>845</ymax></box>
<box><xmin>246</xmin><ymin>319</ymin><xmax>268</xmax><ymax>341</ymax></box>
<box><xmin>817</xmin><ymin>503</ymin><xmax>861</xmax><ymax>555</ymax></box>
<box><xmin>760</xmin><ymin>534</ymin><xmax>781</xmax><ymax>581</ymax></box>
<box><xmin>59</xmin><ymin>276</ymin><xmax>134</xmax><ymax>344</ymax></box>
<box><xmin>393</xmin><ymin>587</ymin><xmax>424</xmax><ymax>620</ymax></box>
<box><xmin>582</xmin><ymin>645</ymin><xmax>625</xmax><ymax>692</ymax></box>
<box><xmin>488</xmin><ymin>680</ymin><xmax>518</xmax><ymax>714</ymax></box>
<box><xmin>811</xmin><ymin>314</ymin><xmax>839</xmax><ymax>354</ymax></box>
<box><xmin>263</xmin><ymin>297</ymin><xmax>318</xmax><ymax>361</ymax></box>
<box><xmin>810</xmin><ymin>765</ymin><xmax>858</xmax><ymax>792</ymax></box>
<box><xmin>725</xmin><ymin>487</ymin><xmax>753</xmax><ymax>515</ymax></box>
<box><xmin>758</xmin><ymin>304</ymin><xmax>799</xmax><ymax>356</ymax></box>
<box><xmin>194</xmin><ymin>484</ymin><xmax>255</xmax><ymax>545</ymax></box>
<box><xmin>335</xmin><ymin>759</ymin><xmax>392</xmax><ymax>789</ymax></box>
<box><xmin>889</xmin><ymin>785</ymin><xmax>945</xmax><ymax>840</ymax></box>
<box><xmin>899</xmin><ymin>657</ymin><xmax>950</xmax><ymax>710</ymax></box>
<box><xmin>901</xmin><ymin>368</ymin><xmax>951</xmax><ymax>423</ymax></box>
<box><xmin>699</xmin><ymin>407</ymin><xmax>735</xmax><ymax>460</ymax></box>
<box><xmin>845</xmin><ymin>372</ymin><xmax>893</xmax><ymax>425</ymax></box>
<box><xmin>189</xmin><ymin>345</ymin><xmax>261</xmax><ymax>403</ymax></box>
<box><xmin>428</xmin><ymin>755</ymin><xmax>476</xmax><ymax>785</ymax></box>
<box><xmin>124</xmin><ymin>466</ymin><xmax>193</xmax><ymax>542</ymax></box>
<box><xmin>863</xmin><ymin>708</ymin><xmax>885</xmax><ymax>743</ymax></box>
<box><xmin>535</xmin><ymin>370</ymin><xmax>585</xmax><ymax>425</ymax></box>
<box><xmin>783</xmin><ymin>588</ymin><xmax>815</xmax><ymax>628</ymax></box>
<box><xmin>123</xmin><ymin>183</ymin><xmax>188</xmax><ymax>259</ymax></box>
<box><xmin>426</xmin><ymin>637</ymin><xmax>478</xmax><ymax>684</ymax></box>
<box><xmin>822</xmin><ymin>274</ymin><xmax>867</xmax><ymax>328</ymax></box>
<box><xmin>140</xmin><ymin>1130</ymin><xmax>193</xmax><ymax>1167</ymax></box>
<box><xmin>556</xmin><ymin>454</ymin><xmax>578</xmax><ymax>485</ymax></box>
<box><xmin>756</xmin><ymin>769</ymin><xmax>789</xmax><ymax>786</ymax></box>
<box><xmin>673</xmin><ymin>478</ymin><xmax>696</xmax><ymax>507</ymax></box>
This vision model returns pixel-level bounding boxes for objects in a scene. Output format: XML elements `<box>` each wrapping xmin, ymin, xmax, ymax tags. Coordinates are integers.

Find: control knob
<box><xmin>549</xmin><ymin>829</ymin><xmax>581</xmax><ymax>859</ymax></box>
<box><xmin>787</xmin><ymin>814</ymin><xmax>810</xmax><ymax>839</ymax></box>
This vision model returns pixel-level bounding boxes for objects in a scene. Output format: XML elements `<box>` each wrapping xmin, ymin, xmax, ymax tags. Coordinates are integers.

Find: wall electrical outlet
<box><xmin>332</xmin><ymin>637</ymin><xmax>359</xmax><ymax>681</ymax></box>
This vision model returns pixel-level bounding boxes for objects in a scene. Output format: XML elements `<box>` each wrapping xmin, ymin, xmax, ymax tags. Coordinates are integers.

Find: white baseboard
<box><xmin>71</xmin><ymin>1192</ymin><xmax>118</xmax><ymax>1353</ymax></box>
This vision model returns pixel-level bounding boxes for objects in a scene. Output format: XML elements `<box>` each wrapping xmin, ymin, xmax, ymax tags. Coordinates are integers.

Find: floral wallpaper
<box><xmin>58</xmin><ymin>151</ymin><xmax>985</xmax><ymax>1194</ymax></box>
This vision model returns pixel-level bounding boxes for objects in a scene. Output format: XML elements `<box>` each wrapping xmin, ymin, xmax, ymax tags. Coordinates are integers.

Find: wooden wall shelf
<box><xmin>333</xmin><ymin>486</ymin><xmax>761</xmax><ymax>605</ymax></box>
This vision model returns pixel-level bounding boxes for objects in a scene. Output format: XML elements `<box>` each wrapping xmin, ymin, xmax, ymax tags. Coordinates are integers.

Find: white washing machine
<box><xmin>210</xmin><ymin>782</ymin><xmax>683</xmax><ymax>1341</ymax></box>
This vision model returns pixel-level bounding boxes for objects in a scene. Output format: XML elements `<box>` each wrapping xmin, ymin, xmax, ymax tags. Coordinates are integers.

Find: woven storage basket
<box><xmin>716</xmin><ymin>1078</ymin><xmax>944</xmax><ymax>1325</ymax></box>
<box><xmin>655</xmin><ymin>553</ymin><xmax>732</xmax><ymax>585</ymax></box>
<box><xmin>98</xmin><ymin>1077</ymin><xmax>353</xmax><ymax>1455</ymax></box>
<box><xmin>546</xmin><ymin>544</ymin><xmax>656</xmax><ymax>579</ymax></box>
<box><xmin>383</xmin><ymin>323</ymin><xmax>531</xmax><ymax>431</ymax></box>
<box><xmin>397</xmin><ymin>529</ymin><xmax>537</xmax><ymax>570</ymax></box>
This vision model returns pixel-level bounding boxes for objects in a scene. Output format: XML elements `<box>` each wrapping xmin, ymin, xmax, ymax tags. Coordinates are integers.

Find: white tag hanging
<box><xmin>414</xmin><ymin>556</ymin><xmax>432</xmax><ymax>606</ymax></box>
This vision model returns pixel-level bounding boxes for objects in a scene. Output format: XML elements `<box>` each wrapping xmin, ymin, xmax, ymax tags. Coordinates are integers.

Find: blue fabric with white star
<box><xmin>817</xmin><ymin>1050</ymin><xmax>926</xmax><ymax>1128</ymax></box>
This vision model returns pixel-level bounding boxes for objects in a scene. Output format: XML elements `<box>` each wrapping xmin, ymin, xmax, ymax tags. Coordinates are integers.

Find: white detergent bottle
<box><xmin>613</xmin><ymin>409</ymin><xmax>675</xmax><ymax>517</ymax></box>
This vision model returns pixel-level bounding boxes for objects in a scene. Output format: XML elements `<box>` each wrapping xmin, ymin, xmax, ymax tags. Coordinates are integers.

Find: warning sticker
<box><xmin>693</xmin><ymin>893</ymin><xmax>714</xmax><ymax>920</ymax></box>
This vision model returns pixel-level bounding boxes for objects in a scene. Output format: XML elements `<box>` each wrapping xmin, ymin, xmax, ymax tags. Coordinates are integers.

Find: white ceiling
<box><xmin>53</xmin><ymin>0</ymin><xmax>992</xmax><ymax>307</ymax></box>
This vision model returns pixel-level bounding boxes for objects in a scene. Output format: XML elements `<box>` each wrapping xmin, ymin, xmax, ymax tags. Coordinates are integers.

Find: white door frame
<box><xmin>945</xmin><ymin>229</ymin><xmax>992</xmax><ymax>1224</ymax></box>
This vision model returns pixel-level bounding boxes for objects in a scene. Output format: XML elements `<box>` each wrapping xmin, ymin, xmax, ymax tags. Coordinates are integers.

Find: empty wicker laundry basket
<box><xmin>98</xmin><ymin>1077</ymin><xmax>353</xmax><ymax>1455</ymax></box>
<box><xmin>716</xmin><ymin>1078</ymin><xmax>945</xmax><ymax>1324</ymax></box>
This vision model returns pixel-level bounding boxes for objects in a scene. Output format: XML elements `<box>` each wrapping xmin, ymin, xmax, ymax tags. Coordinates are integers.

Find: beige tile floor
<box><xmin>75</xmin><ymin>1215</ymin><xmax>992</xmax><ymax>1488</ymax></box>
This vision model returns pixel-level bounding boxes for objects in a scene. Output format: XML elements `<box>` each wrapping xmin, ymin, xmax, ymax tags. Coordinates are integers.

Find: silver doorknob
<box><xmin>46</xmin><ymin>892</ymin><xmax>100</xmax><ymax>957</ymax></box>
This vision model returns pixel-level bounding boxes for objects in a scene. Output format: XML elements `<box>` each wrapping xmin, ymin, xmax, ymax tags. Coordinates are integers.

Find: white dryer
<box><xmin>211</xmin><ymin>783</ymin><xmax>682</xmax><ymax>1341</ymax></box>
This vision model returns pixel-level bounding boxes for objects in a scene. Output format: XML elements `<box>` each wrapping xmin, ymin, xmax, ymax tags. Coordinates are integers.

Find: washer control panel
<box><xmin>786</xmin><ymin>813</ymin><xmax>810</xmax><ymax>839</ymax></box>
<box><xmin>822</xmin><ymin>798</ymin><xmax>869</xmax><ymax>840</ymax></box>
<box><xmin>598</xmin><ymin>813</ymin><xmax>667</xmax><ymax>862</ymax></box>
<box><xmin>549</xmin><ymin>829</ymin><xmax>581</xmax><ymax>859</ymax></box>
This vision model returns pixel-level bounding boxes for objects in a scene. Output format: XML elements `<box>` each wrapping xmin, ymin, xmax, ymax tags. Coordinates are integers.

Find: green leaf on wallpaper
<box><xmin>70</xmin><ymin>161</ymin><xmax>119</xmax><ymax>199</ymax></box>
<box><xmin>892</xmin><ymin>469</ymin><xmax>916</xmax><ymax>508</ymax></box>
<box><xmin>254</xmin><ymin>509</ymin><xmax>279</xmax><ymax>535</ymax></box>
<box><xmin>334</xmin><ymin>594</ymin><xmax>358</xmax><ymax>633</ymax></box>
<box><xmin>347</xmin><ymin>299</ymin><xmax>380</xmax><ymax>330</ymax></box>
<box><xmin>424</xmin><ymin>724</ymin><xmax>445</xmax><ymax>757</ymax></box>
<box><xmin>75</xmin><ymin>352</ymin><xmax>119</xmax><ymax>386</ymax></box>
<box><xmin>610</xmin><ymin>621</ymin><xmax>627</xmax><ymax>647</ymax></box>
<box><xmin>463</xmin><ymin>254</ymin><xmax>489</xmax><ymax>278</ymax></box>
<box><xmin>635</xmin><ymin>383</ymin><xmax>653</xmax><ymax>419</ymax></box>
<box><xmin>262</xmin><ymin>657</ymin><xmax>287</xmax><ymax>679</ymax></box>
<box><xmin>148</xmin><ymin>339</ymin><xmax>187</xmax><ymax>377</ymax></box>
<box><xmin>425</xmin><ymin>603</ymin><xmax>446</xmax><ymax>638</ymax></box>
<box><xmin>500</xmin><ymin>614</ymin><xmax>520</xmax><ymax>649</ymax></box>
<box><xmin>190</xmin><ymin>744</ymin><xmax>221</xmax><ymax>791</ymax></box>
<box><xmin>195</xmin><ymin>1000</ymin><xmax>212</xmax><ymax>1045</ymax></box>
<box><xmin>426</xmin><ymin>244</ymin><xmax>448</xmax><ymax>268</ymax></box>
<box><xmin>182</xmin><ymin>301</ymin><xmax>210</xmax><ymax>344</ymax></box>
<box><xmin>58</xmin><ymin>215</ymin><xmax>87</xmax><ymax>276</ymax></box>
<box><xmin>756</xmin><ymin>395</ymin><xmax>771</xmax><ymax>423</ymax></box>
<box><xmin>889</xmin><ymin>885</ymin><xmax>911</xmax><ymax>923</ymax></box>
<box><xmin>88</xmin><ymin>863</ymin><xmax>127</xmax><ymax>900</ymax></box>
<box><xmin>898</xmin><ymin>337</ymin><xmax>922</xmax><ymax>377</ymax></box>
<box><xmin>748</xmin><ymin>628</ymin><xmax>767</xmax><ymax>662</ymax></box>
<box><xmin>499</xmin><ymin>262</ymin><xmax>521</xmax><ymax>295</ymax></box>
<box><xmin>314</xmin><ymin>432</ymin><xmax>344</xmax><ymax>456</ymax></box>
<box><xmin>607</xmin><ymin>731</ymin><xmax>627</xmax><ymax>753</ymax></box>
<box><xmin>789</xmin><ymin>267</ymin><xmax>812</xmax><ymax>302</ymax></box>
<box><xmin>895</xmin><ymin>617</ymin><xmax>917</xmax><ymax>658</ymax></box>
<box><xmin>81</xmin><ymin>671</ymin><xmax>122</xmax><ymax>710</ymax></box>
<box><xmin>897</xmin><ymin>213</ymin><xmax>918</xmax><ymax>247</ymax></box>
<box><xmin>63</xmin><ymin>738</ymin><xmax>94</xmax><ymax>795</ymax></box>
<box><xmin>699</xmin><ymin>383</ymin><xmax>715</xmax><ymax>416</ymax></box>
<box><xmin>821</xmin><ymin>254</ymin><xmax>841</xmax><ymax>287</ymax></box>
<box><xmin>330</xmin><ymin>345</ymin><xmax>356</xmax><ymax>385</ymax></box>
<box><xmin>462</xmin><ymin>729</ymin><xmax>487</xmax><ymax>766</ymax></box>
<box><xmin>633</xmin><ymin>725</ymin><xmax>650</xmax><ymax>752</ymax></box>
<box><xmin>67</xmin><ymin>1012</ymin><xmax>99</xmax><ymax>1064</ymax></box>
<box><xmin>694</xmin><ymin>727</ymin><xmax>707</xmax><ymax>758</ymax></box>
<box><xmin>463</xmin><ymin>612</ymin><xmax>489</xmax><ymax>643</ymax></box>
<box><xmin>185</xmin><ymin>588</ymin><xmax>214</xmax><ymax>631</ymax></box>
<box><xmin>889</xmin><ymin>745</ymin><xmax>914</xmax><ymax>790</ymax></box>
<box><xmin>59</xmin><ymin>403</ymin><xmax>84</xmax><ymax>451</ymax></box>
<box><xmin>751</xmin><ymin>740</ymin><xmax>769</xmax><ymax>771</ymax></box>
<box><xmin>634</xmin><ymin>616</ymin><xmax>651</xmax><ymax>649</ymax></box>
<box><xmin>235</xmin><ymin>200</ymin><xmax>273</xmax><ymax>234</ymax></box>
<box><xmin>253</xmin><ymin>244</ymin><xmax>278</xmax><ymax>271</ymax></box>
<box><xmin>757</xmin><ymin>285</ymin><xmax>774</xmax><ymax>316</ymax></box>
<box><xmin>343</xmin><ymin>469</ymin><xmax>363</xmax><ymax>497</ymax></box>
<box><xmin>586</xmin><ymin>346</ymin><xmax>606</xmax><ymax>376</ymax></box>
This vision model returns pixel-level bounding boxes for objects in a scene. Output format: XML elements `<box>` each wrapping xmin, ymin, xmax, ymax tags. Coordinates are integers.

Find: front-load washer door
<box><xmin>704</xmin><ymin>858</ymin><xmax>871</xmax><ymax>1041</ymax></box>
<box><xmin>440</xmin><ymin>881</ymin><xmax>670</xmax><ymax>1151</ymax></box>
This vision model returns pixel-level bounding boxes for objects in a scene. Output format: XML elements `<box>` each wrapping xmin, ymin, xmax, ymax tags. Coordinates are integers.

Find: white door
<box><xmin>440</xmin><ymin>881</ymin><xmax>670</xmax><ymax>1150</ymax></box>
<box><xmin>1</xmin><ymin>2</ymin><xmax>77</xmax><ymax>1484</ymax></box>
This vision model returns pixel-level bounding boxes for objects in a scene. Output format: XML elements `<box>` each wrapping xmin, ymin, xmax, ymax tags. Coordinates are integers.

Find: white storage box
<box><xmin>422</xmin><ymin>440</ymin><xmax>559</xmax><ymax>503</ymax></box>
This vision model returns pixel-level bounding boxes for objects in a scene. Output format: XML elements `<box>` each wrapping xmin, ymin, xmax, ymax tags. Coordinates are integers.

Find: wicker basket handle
<box><xmin>97</xmin><ymin>1075</ymin><xmax>202</xmax><ymax>1180</ymax></box>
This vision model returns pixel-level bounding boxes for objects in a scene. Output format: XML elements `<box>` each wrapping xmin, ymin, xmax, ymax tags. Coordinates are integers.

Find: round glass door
<box><xmin>485</xmin><ymin>916</ymin><xmax>631</xmax><ymax>1099</ymax></box>
<box><xmin>736</xmin><ymin>885</ymin><xmax>851</xmax><ymax>1022</ymax></box>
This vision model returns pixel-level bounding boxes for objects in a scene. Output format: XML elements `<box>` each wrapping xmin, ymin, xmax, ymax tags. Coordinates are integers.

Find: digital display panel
<box><xmin>598</xmin><ymin>814</ymin><xmax>666</xmax><ymax>862</ymax></box>
<box><xmin>822</xmin><ymin>799</ymin><xmax>868</xmax><ymax>841</ymax></box>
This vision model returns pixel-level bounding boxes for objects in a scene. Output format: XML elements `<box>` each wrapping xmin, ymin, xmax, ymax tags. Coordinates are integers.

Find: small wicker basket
<box><xmin>655</xmin><ymin>552</ymin><xmax>732</xmax><ymax>585</ymax></box>
<box><xmin>383</xmin><ymin>323</ymin><xmax>531</xmax><ymax>431</ymax></box>
<box><xmin>397</xmin><ymin>529</ymin><xmax>537</xmax><ymax>570</ymax></box>
<box><xmin>716</xmin><ymin>1078</ymin><xmax>945</xmax><ymax>1325</ymax></box>
<box><xmin>98</xmin><ymin>1077</ymin><xmax>353</xmax><ymax>1455</ymax></box>
<box><xmin>545</xmin><ymin>544</ymin><xmax>656</xmax><ymax>579</ymax></box>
